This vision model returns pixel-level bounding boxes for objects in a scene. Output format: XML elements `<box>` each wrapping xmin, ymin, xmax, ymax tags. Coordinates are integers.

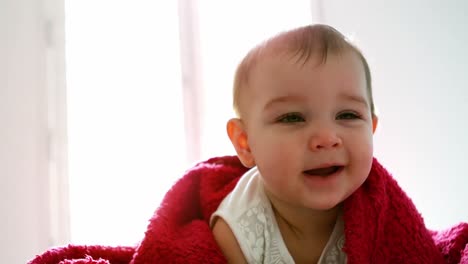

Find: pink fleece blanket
<box><xmin>29</xmin><ymin>156</ymin><xmax>468</xmax><ymax>263</ymax></box>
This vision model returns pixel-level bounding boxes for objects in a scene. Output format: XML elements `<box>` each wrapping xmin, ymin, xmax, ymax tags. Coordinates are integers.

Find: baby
<box><xmin>211</xmin><ymin>24</ymin><xmax>378</xmax><ymax>263</ymax></box>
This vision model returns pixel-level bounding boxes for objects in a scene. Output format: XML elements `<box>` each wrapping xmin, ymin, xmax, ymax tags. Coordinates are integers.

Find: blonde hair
<box><xmin>232</xmin><ymin>24</ymin><xmax>375</xmax><ymax>117</ymax></box>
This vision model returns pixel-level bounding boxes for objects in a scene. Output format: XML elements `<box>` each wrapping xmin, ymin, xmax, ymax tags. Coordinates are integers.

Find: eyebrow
<box><xmin>339</xmin><ymin>94</ymin><xmax>369</xmax><ymax>108</ymax></box>
<box><xmin>263</xmin><ymin>93</ymin><xmax>369</xmax><ymax>110</ymax></box>
<box><xmin>263</xmin><ymin>95</ymin><xmax>306</xmax><ymax>111</ymax></box>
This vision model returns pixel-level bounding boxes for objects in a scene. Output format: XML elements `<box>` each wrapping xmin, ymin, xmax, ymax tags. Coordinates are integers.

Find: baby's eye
<box><xmin>276</xmin><ymin>113</ymin><xmax>305</xmax><ymax>123</ymax></box>
<box><xmin>336</xmin><ymin>111</ymin><xmax>361</xmax><ymax>120</ymax></box>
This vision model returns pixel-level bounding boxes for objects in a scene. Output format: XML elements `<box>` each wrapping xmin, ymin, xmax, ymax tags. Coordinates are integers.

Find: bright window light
<box><xmin>65</xmin><ymin>1</ymin><xmax>186</xmax><ymax>245</ymax></box>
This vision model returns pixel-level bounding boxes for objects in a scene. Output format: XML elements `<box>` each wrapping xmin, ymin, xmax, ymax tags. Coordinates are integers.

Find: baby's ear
<box><xmin>227</xmin><ymin>118</ymin><xmax>255</xmax><ymax>168</ymax></box>
<box><xmin>372</xmin><ymin>114</ymin><xmax>379</xmax><ymax>134</ymax></box>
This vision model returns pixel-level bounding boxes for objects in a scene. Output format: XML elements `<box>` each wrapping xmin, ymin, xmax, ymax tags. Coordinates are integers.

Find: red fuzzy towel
<box><xmin>29</xmin><ymin>156</ymin><xmax>468</xmax><ymax>263</ymax></box>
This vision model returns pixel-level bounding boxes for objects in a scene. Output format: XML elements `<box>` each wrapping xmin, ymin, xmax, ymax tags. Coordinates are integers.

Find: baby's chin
<box><xmin>303</xmin><ymin>202</ymin><xmax>343</xmax><ymax>212</ymax></box>
<box><xmin>299</xmin><ymin>194</ymin><xmax>349</xmax><ymax>212</ymax></box>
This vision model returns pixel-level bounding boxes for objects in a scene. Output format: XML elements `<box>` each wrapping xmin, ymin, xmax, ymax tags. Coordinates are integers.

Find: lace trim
<box><xmin>236</xmin><ymin>203</ymin><xmax>346</xmax><ymax>263</ymax></box>
<box><xmin>237</xmin><ymin>204</ymin><xmax>287</xmax><ymax>263</ymax></box>
<box><xmin>323</xmin><ymin>234</ymin><xmax>346</xmax><ymax>263</ymax></box>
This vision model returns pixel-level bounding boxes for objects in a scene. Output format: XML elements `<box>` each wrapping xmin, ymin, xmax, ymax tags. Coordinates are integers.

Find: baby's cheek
<box><xmin>349</xmin><ymin>132</ymin><xmax>373</xmax><ymax>155</ymax></box>
<box><xmin>257</xmin><ymin>145</ymin><xmax>293</xmax><ymax>175</ymax></box>
<box><xmin>356</xmin><ymin>144</ymin><xmax>374</xmax><ymax>176</ymax></box>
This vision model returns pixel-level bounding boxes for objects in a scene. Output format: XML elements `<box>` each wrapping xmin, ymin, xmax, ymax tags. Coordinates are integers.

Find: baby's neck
<box><xmin>268</xmin><ymin>193</ymin><xmax>340</xmax><ymax>239</ymax></box>
<box><xmin>266</xmin><ymin>191</ymin><xmax>341</xmax><ymax>263</ymax></box>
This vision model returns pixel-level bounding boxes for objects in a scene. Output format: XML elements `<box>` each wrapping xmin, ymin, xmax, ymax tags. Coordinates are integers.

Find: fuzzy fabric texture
<box><xmin>29</xmin><ymin>156</ymin><xmax>468</xmax><ymax>264</ymax></box>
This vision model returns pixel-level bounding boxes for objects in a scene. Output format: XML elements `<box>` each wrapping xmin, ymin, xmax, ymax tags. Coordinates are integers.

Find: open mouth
<box><xmin>304</xmin><ymin>166</ymin><xmax>343</xmax><ymax>176</ymax></box>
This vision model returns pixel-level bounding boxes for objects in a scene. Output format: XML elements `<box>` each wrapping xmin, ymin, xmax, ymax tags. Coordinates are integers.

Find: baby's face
<box><xmin>241</xmin><ymin>50</ymin><xmax>375</xmax><ymax>210</ymax></box>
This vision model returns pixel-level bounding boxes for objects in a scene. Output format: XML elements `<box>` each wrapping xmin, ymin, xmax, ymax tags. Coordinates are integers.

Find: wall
<box><xmin>0</xmin><ymin>0</ymin><xmax>55</xmax><ymax>262</ymax></box>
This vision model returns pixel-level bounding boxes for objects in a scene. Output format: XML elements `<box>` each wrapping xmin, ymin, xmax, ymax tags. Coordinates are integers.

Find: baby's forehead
<box><xmin>250</xmin><ymin>30</ymin><xmax>352</xmax><ymax>75</ymax></box>
<box><xmin>252</xmin><ymin>32</ymin><xmax>309</xmax><ymax>64</ymax></box>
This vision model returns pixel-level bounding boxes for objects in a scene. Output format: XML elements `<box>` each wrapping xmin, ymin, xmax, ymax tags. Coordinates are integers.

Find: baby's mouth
<box><xmin>304</xmin><ymin>166</ymin><xmax>343</xmax><ymax>176</ymax></box>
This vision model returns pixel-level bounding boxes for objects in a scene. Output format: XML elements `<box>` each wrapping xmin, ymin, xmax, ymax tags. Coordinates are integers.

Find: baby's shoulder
<box><xmin>212</xmin><ymin>217</ymin><xmax>248</xmax><ymax>263</ymax></box>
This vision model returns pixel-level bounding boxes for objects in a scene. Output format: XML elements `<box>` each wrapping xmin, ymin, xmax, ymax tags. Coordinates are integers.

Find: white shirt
<box><xmin>211</xmin><ymin>167</ymin><xmax>347</xmax><ymax>264</ymax></box>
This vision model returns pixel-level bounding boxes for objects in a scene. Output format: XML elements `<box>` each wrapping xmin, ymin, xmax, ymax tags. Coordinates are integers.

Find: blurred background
<box><xmin>1</xmin><ymin>0</ymin><xmax>467</xmax><ymax>262</ymax></box>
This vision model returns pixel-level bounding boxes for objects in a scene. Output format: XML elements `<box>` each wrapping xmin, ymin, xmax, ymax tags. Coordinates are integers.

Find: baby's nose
<box><xmin>308</xmin><ymin>128</ymin><xmax>342</xmax><ymax>151</ymax></box>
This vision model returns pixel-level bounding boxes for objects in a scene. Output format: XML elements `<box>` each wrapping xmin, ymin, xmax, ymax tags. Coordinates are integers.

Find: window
<box><xmin>65</xmin><ymin>1</ymin><xmax>186</xmax><ymax>245</ymax></box>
